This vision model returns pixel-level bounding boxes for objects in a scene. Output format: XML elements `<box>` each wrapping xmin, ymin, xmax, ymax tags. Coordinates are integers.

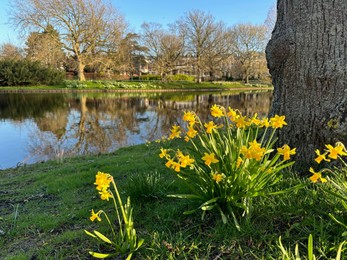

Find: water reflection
<box><xmin>0</xmin><ymin>91</ymin><xmax>272</xmax><ymax>169</ymax></box>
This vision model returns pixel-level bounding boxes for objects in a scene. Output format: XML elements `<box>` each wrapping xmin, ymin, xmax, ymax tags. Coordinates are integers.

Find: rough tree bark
<box><xmin>266</xmin><ymin>0</ymin><xmax>347</xmax><ymax>170</ymax></box>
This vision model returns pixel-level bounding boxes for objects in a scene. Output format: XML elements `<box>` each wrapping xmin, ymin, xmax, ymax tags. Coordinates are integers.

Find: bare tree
<box><xmin>266</xmin><ymin>0</ymin><xmax>347</xmax><ymax>168</ymax></box>
<box><xmin>177</xmin><ymin>10</ymin><xmax>225</xmax><ymax>83</ymax></box>
<box><xmin>141</xmin><ymin>22</ymin><xmax>184</xmax><ymax>80</ymax></box>
<box><xmin>0</xmin><ymin>43</ymin><xmax>23</xmax><ymax>60</ymax></box>
<box><xmin>25</xmin><ymin>25</ymin><xmax>65</xmax><ymax>69</ymax></box>
<box><xmin>230</xmin><ymin>23</ymin><xmax>267</xmax><ymax>83</ymax></box>
<box><xmin>9</xmin><ymin>0</ymin><xmax>127</xmax><ymax>81</ymax></box>
<box><xmin>204</xmin><ymin>23</ymin><xmax>233</xmax><ymax>81</ymax></box>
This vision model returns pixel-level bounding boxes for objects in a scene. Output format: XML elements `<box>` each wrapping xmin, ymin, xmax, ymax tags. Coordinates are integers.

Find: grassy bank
<box><xmin>0</xmin><ymin>80</ymin><xmax>273</xmax><ymax>92</ymax></box>
<box><xmin>0</xmin><ymin>140</ymin><xmax>346</xmax><ymax>259</ymax></box>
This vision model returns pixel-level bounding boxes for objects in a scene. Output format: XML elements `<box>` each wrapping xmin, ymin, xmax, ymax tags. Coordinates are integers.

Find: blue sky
<box><xmin>0</xmin><ymin>0</ymin><xmax>275</xmax><ymax>46</ymax></box>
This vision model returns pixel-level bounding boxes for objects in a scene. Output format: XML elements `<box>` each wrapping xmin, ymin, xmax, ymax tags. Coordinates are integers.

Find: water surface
<box><xmin>0</xmin><ymin>91</ymin><xmax>272</xmax><ymax>169</ymax></box>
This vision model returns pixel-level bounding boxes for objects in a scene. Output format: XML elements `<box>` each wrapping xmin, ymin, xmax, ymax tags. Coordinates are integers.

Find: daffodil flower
<box><xmin>309</xmin><ymin>167</ymin><xmax>327</xmax><ymax>183</ymax></box>
<box><xmin>326</xmin><ymin>144</ymin><xmax>347</xmax><ymax>159</ymax></box>
<box><xmin>169</xmin><ymin>125</ymin><xmax>181</xmax><ymax>140</ymax></box>
<box><xmin>94</xmin><ymin>171</ymin><xmax>112</xmax><ymax>191</ymax></box>
<box><xmin>277</xmin><ymin>144</ymin><xmax>296</xmax><ymax>161</ymax></box>
<box><xmin>212</xmin><ymin>173</ymin><xmax>224</xmax><ymax>183</ymax></box>
<box><xmin>202</xmin><ymin>152</ymin><xmax>219</xmax><ymax>166</ymax></box>
<box><xmin>159</xmin><ymin>148</ymin><xmax>168</xmax><ymax>159</ymax></box>
<box><xmin>99</xmin><ymin>189</ymin><xmax>113</xmax><ymax>201</ymax></box>
<box><xmin>90</xmin><ymin>209</ymin><xmax>102</xmax><ymax>222</ymax></box>
<box><xmin>210</xmin><ymin>104</ymin><xmax>224</xmax><ymax>118</ymax></box>
<box><xmin>270</xmin><ymin>115</ymin><xmax>287</xmax><ymax>128</ymax></box>
<box><xmin>204</xmin><ymin>121</ymin><xmax>217</xmax><ymax>134</ymax></box>
<box><xmin>314</xmin><ymin>149</ymin><xmax>330</xmax><ymax>164</ymax></box>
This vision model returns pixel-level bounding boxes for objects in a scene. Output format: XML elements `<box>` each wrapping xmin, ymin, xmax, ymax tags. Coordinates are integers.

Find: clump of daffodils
<box><xmin>85</xmin><ymin>171</ymin><xmax>143</xmax><ymax>259</ymax></box>
<box><xmin>309</xmin><ymin>142</ymin><xmax>347</xmax><ymax>183</ymax></box>
<box><xmin>160</xmin><ymin>104</ymin><xmax>300</xmax><ymax>229</ymax></box>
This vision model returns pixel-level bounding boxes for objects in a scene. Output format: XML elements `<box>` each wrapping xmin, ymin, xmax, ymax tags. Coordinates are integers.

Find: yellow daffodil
<box><xmin>210</xmin><ymin>104</ymin><xmax>224</xmax><ymax>118</ymax></box>
<box><xmin>169</xmin><ymin>125</ymin><xmax>181</xmax><ymax>140</ymax></box>
<box><xmin>234</xmin><ymin>115</ymin><xmax>249</xmax><ymax>128</ymax></box>
<box><xmin>250</xmin><ymin>113</ymin><xmax>261</xmax><ymax>126</ymax></box>
<box><xmin>99</xmin><ymin>189</ymin><xmax>113</xmax><ymax>201</ymax></box>
<box><xmin>178</xmin><ymin>154</ymin><xmax>195</xmax><ymax>168</ymax></box>
<box><xmin>204</xmin><ymin>121</ymin><xmax>217</xmax><ymax>134</ymax></box>
<box><xmin>240</xmin><ymin>145</ymin><xmax>252</xmax><ymax>159</ymax></box>
<box><xmin>90</xmin><ymin>209</ymin><xmax>102</xmax><ymax>222</ymax></box>
<box><xmin>212</xmin><ymin>173</ymin><xmax>224</xmax><ymax>183</ymax></box>
<box><xmin>183</xmin><ymin>111</ymin><xmax>196</xmax><ymax>126</ymax></box>
<box><xmin>202</xmin><ymin>152</ymin><xmax>219</xmax><ymax>166</ymax></box>
<box><xmin>172</xmin><ymin>162</ymin><xmax>181</xmax><ymax>172</ymax></box>
<box><xmin>165</xmin><ymin>158</ymin><xmax>174</xmax><ymax>168</ymax></box>
<box><xmin>314</xmin><ymin>149</ymin><xmax>330</xmax><ymax>164</ymax></box>
<box><xmin>326</xmin><ymin>144</ymin><xmax>347</xmax><ymax>159</ymax></box>
<box><xmin>159</xmin><ymin>148</ymin><xmax>168</xmax><ymax>159</ymax></box>
<box><xmin>277</xmin><ymin>144</ymin><xmax>296</xmax><ymax>161</ymax></box>
<box><xmin>270</xmin><ymin>115</ymin><xmax>287</xmax><ymax>128</ymax></box>
<box><xmin>309</xmin><ymin>167</ymin><xmax>327</xmax><ymax>183</ymax></box>
<box><xmin>227</xmin><ymin>107</ymin><xmax>238</xmax><ymax>121</ymax></box>
<box><xmin>186</xmin><ymin>126</ymin><xmax>198</xmax><ymax>138</ymax></box>
<box><xmin>236</xmin><ymin>157</ymin><xmax>243</xmax><ymax>168</ymax></box>
<box><xmin>94</xmin><ymin>171</ymin><xmax>112</xmax><ymax>191</ymax></box>
<box><xmin>260</xmin><ymin>118</ymin><xmax>270</xmax><ymax>128</ymax></box>
<box><xmin>247</xmin><ymin>140</ymin><xmax>266</xmax><ymax>161</ymax></box>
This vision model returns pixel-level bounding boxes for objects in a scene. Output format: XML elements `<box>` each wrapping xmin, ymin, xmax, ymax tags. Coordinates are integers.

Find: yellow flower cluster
<box><xmin>309</xmin><ymin>142</ymin><xmax>347</xmax><ymax>183</ymax></box>
<box><xmin>162</xmin><ymin>149</ymin><xmax>195</xmax><ymax>172</ymax></box>
<box><xmin>89</xmin><ymin>171</ymin><xmax>115</xmax><ymax>222</ymax></box>
<box><xmin>240</xmin><ymin>140</ymin><xmax>266</xmax><ymax>161</ymax></box>
<box><xmin>94</xmin><ymin>171</ymin><xmax>113</xmax><ymax>201</ymax></box>
<box><xmin>167</xmin><ymin>105</ymin><xmax>288</xmax><ymax>143</ymax></box>
<box><xmin>161</xmin><ymin>104</ymin><xmax>295</xmax><ymax>185</ymax></box>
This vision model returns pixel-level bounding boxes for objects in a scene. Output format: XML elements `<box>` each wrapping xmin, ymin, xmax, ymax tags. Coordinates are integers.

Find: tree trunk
<box><xmin>77</xmin><ymin>59</ymin><xmax>86</xmax><ymax>81</ymax></box>
<box><xmin>266</xmin><ymin>0</ymin><xmax>347</xmax><ymax>170</ymax></box>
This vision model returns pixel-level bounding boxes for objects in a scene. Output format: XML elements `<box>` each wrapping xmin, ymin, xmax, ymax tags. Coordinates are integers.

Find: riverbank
<box><xmin>0</xmin><ymin>141</ymin><xmax>345</xmax><ymax>259</ymax></box>
<box><xmin>0</xmin><ymin>80</ymin><xmax>273</xmax><ymax>93</ymax></box>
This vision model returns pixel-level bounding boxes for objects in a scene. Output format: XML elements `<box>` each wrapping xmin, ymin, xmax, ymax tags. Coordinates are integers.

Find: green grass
<box><xmin>0</xmin><ymin>80</ymin><xmax>273</xmax><ymax>92</ymax></box>
<box><xmin>0</xmin><ymin>141</ymin><xmax>346</xmax><ymax>259</ymax></box>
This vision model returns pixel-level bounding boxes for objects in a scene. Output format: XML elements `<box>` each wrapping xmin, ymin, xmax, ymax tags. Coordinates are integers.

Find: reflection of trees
<box><xmin>9</xmin><ymin>91</ymin><xmax>272</xmax><ymax>163</ymax></box>
<box><xmin>0</xmin><ymin>93</ymin><xmax>66</xmax><ymax>120</ymax></box>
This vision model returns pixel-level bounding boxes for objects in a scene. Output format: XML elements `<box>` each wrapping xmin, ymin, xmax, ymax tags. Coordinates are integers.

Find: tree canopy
<box><xmin>10</xmin><ymin>0</ymin><xmax>127</xmax><ymax>81</ymax></box>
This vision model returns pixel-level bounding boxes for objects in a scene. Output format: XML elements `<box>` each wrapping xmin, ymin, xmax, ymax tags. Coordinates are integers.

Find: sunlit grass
<box><xmin>0</xmin><ymin>139</ymin><xmax>346</xmax><ymax>258</ymax></box>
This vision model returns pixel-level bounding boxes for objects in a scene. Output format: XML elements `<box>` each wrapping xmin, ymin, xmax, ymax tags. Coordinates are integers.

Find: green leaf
<box><xmin>200</xmin><ymin>197</ymin><xmax>219</xmax><ymax>206</ymax></box>
<box><xmin>308</xmin><ymin>234</ymin><xmax>314</xmax><ymax>260</ymax></box>
<box><xmin>335</xmin><ymin>241</ymin><xmax>345</xmax><ymax>260</ymax></box>
<box><xmin>168</xmin><ymin>194</ymin><xmax>201</xmax><ymax>200</ymax></box>
<box><xmin>84</xmin><ymin>230</ymin><xmax>97</xmax><ymax>238</ymax></box>
<box><xmin>94</xmin><ymin>230</ymin><xmax>113</xmax><ymax>244</ymax></box>
<box><xmin>183</xmin><ymin>209</ymin><xmax>198</xmax><ymax>215</ymax></box>
<box><xmin>201</xmin><ymin>205</ymin><xmax>215</xmax><ymax>211</ymax></box>
<box><xmin>89</xmin><ymin>251</ymin><xmax>111</xmax><ymax>258</ymax></box>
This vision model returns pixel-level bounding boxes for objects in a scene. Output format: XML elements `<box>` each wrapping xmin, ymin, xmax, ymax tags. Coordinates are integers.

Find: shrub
<box><xmin>166</xmin><ymin>74</ymin><xmax>195</xmax><ymax>82</ymax></box>
<box><xmin>0</xmin><ymin>59</ymin><xmax>64</xmax><ymax>86</ymax></box>
<box><xmin>137</xmin><ymin>74</ymin><xmax>161</xmax><ymax>81</ymax></box>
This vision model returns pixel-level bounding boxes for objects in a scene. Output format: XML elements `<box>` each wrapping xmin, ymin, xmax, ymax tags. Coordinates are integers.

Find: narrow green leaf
<box><xmin>335</xmin><ymin>241</ymin><xmax>345</xmax><ymax>260</ymax></box>
<box><xmin>201</xmin><ymin>205</ymin><xmax>215</xmax><ymax>211</ymax></box>
<box><xmin>308</xmin><ymin>234</ymin><xmax>314</xmax><ymax>260</ymax></box>
<box><xmin>89</xmin><ymin>251</ymin><xmax>111</xmax><ymax>258</ymax></box>
<box><xmin>168</xmin><ymin>194</ymin><xmax>201</xmax><ymax>199</ymax></box>
<box><xmin>94</xmin><ymin>230</ymin><xmax>113</xmax><ymax>244</ymax></box>
<box><xmin>84</xmin><ymin>230</ymin><xmax>97</xmax><ymax>238</ymax></box>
